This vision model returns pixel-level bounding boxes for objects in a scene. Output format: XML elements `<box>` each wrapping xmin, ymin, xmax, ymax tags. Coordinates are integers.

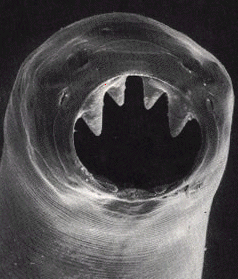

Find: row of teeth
<box><xmin>75</xmin><ymin>76</ymin><xmax>196</xmax><ymax>138</ymax></box>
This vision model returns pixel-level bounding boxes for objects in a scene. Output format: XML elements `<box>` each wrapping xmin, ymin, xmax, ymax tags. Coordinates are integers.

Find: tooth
<box><xmin>81</xmin><ymin>91</ymin><xmax>104</xmax><ymax>136</ymax></box>
<box><xmin>168</xmin><ymin>111</ymin><xmax>194</xmax><ymax>138</ymax></box>
<box><xmin>82</xmin><ymin>105</ymin><xmax>103</xmax><ymax>136</ymax></box>
<box><xmin>167</xmin><ymin>95</ymin><xmax>195</xmax><ymax>137</ymax></box>
<box><xmin>107</xmin><ymin>85</ymin><xmax>125</xmax><ymax>106</ymax></box>
<box><xmin>78</xmin><ymin>76</ymin><xmax>127</xmax><ymax>136</ymax></box>
<box><xmin>144</xmin><ymin>90</ymin><xmax>165</xmax><ymax>110</ymax></box>
<box><xmin>142</xmin><ymin>77</ymin><xmax>166</xmax><ymax>110</ymax></box>
<box><xmin>143</xmin><ymin>76</ymin><xmax>196</xmax><ymax>137</ymax></box>
<box><xmin>107</xmin><ymin>76</ymin><xmax>127</xmax><ymax>106</ymax></box>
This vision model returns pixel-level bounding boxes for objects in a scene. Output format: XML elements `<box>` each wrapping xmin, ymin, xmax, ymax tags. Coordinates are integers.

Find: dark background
<box><xmin>0</xmin><ymin>0</ymin><xmax>237</xmax><ymax>278</ymax></box>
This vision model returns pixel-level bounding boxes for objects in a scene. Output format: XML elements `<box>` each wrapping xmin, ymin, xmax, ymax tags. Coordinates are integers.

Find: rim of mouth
<box><xmin>73</xmin><ymin>75</ymin><xmax>203</xmax><ymax>199</ymax></box>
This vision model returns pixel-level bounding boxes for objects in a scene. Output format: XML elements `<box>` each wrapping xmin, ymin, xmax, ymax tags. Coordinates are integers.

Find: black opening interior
<box><xmin>74</xmin><ymin>76</ymin><xmax>202</xmax><ymax>193</ymax></box>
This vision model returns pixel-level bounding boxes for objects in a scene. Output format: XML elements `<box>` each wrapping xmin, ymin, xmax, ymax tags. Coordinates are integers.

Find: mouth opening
<box><xmin>74</xmin><ymin>76</ymin><xmax>202</xmax><ymax>195</ymax></box>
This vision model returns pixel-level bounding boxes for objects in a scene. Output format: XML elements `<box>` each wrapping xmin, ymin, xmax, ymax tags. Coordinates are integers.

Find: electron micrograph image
<box><xmin>0</xmin><ymin>1</ymin><xmax>237</xmax><ymax>279</ymax></box>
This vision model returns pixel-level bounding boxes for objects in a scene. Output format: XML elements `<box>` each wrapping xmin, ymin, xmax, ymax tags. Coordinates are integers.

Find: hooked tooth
<box><xmin>77</xmin><ymin>76</ymin><xmax>127</xmax><ymax>136</ymax></box>
<box><xmin>80</xmin><ymin>91</ymin><xmax>104</xmax><ymax>136</ymax></box>
<box><xmin>142</xmin><ymin>77</ymin><xmax>166</xmax><ymax>110</ymax></box>
<box><xmin>168</xmin><ymin>112</ymin><xmax>194</xmax><ymax>138</ymax></box>
<box><xmin>82</xmin><ymin>103</ymin><xmax>103</xmax><ymax>136</ymax></box>
<box><xmin>167</xmin><ymin>95</ymin><xmax>195</xmax><ymax>138</ymax></box>
<box><xmin>107</xmin><ymin>85</ymin><xmax>125</xmax><ymax>106</ymax></box>
<box><xmin>142</xmin><ymin>76</ymin><xmax>196</xmax><ymax>137</ymax></box>
<box><xmin>107</xmin><ymin>76</ymin><xmax>127</xmax><ymax>106</ymax></box>
<box><xmin>144</xmin><ymin>90</ymin><xmax>165</xmax><ymax>110</ymax></box>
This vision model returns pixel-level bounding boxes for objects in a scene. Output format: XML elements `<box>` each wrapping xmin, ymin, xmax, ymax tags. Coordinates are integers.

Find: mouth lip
<box><xmin>52</xmin><ymin>62</ymin><xmax>217</xmax><ymax>203</ymax></box>
<box><xmin>68</xmin><ymin>63</ymin><xmax>211</xmax><ymax>197</ymax></box>
<box><xmin>54</xmin><ymin>69</ymin><xmax>217</xmax><ymax>203</ymax></box>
